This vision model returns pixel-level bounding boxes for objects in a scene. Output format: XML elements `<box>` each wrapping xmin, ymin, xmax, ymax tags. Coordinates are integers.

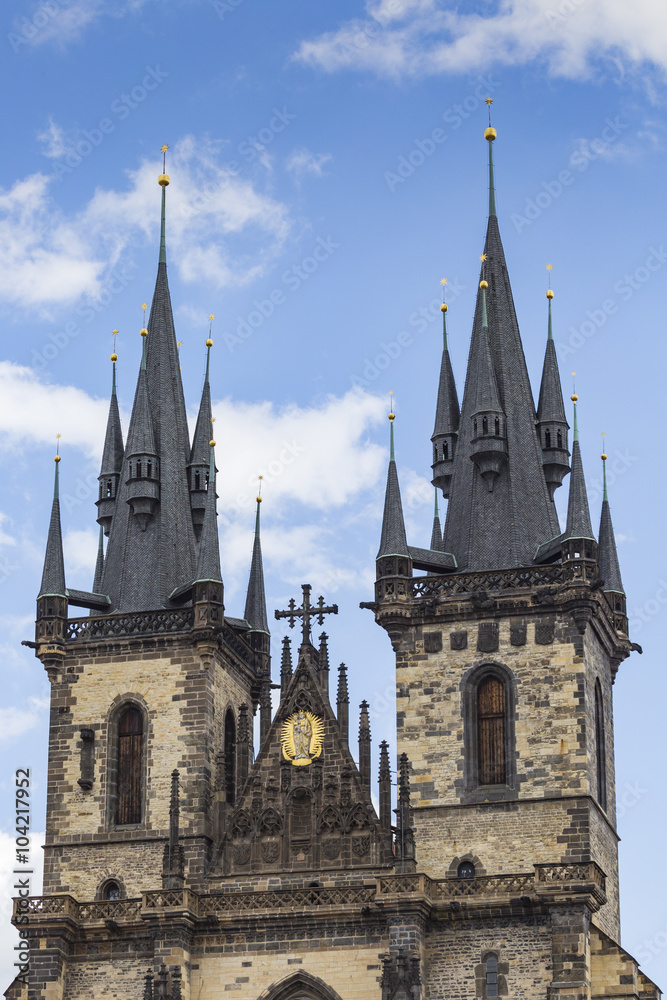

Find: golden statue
<box><xmin>281</xmin><ymin>710</ymin><xmax>324</xmax><ymax>766</ymax></box>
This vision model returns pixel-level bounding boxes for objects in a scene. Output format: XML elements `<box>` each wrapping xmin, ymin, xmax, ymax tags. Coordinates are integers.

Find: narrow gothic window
<box><xmin>443</xmin><ymin>441</ymin><xmax>448</xmax><ymax>460</ymax></box>
<box><xmin>195</xmin><ymin>471</ymin><xmax>200</xmax><ymax>490</ymax></box>
<box><xmin>482</xmin><ymin>416</ymin><xmax>488</xmax><ymax>434</ymax></box>
<box><xmin>104</xmin><ymin>881</ymin><xmax>120</xmax><ymax>900</ymax></box>
<box><xmin>485</xmin><ymin>955</ymin><xmax>499</xmax><ymax>997</ymax></box>
<box><xmin>116</xmin><ymin>707</ymin><xmax>143</xmax><ymax>825</ymax></box>
<box><xmin>494</xmin><ymin>417</ymin><xmax>500</xmax><ymax>436</ymax></box>
<box><xmin>474</xmin><ymin>419</ymin><xmax>478</xmax><ymax>436</ymax></box>
<box><xmin>557</xmin><ymin>429</ymin><xmax>563</xmax><ymax>448</ymax></box>
<box><xmin>595</xmin><ymin>680</ymin><xmax>607</xmax><ymax>811</ymax></box>
<box><xmin>545</xmin><ymin>428</ymin><xmax>551</xmax><ymax>448</ymax></box>
<box><xmin>224</xmin><ymin>708</ymin><xmax>236</xmax><ymax>805</ymax></box>
<box><xmin>478</xmin><ymin>677</ymin><xmax>506</xmax><ymax>785</ymax></box>
<box><xmin>106</xmin><ymin>479</ymin><xmax>112</xmax><ymax>497</ymax></box>
<box><xmin>136</xmin><ymin>461</ymin><xmax>141</xmax><ymax>478</ymax></box>
<box><xmin>147</xmin><ymin>462</ymin><xmax>152</xmax><ymax>478</ymax></box>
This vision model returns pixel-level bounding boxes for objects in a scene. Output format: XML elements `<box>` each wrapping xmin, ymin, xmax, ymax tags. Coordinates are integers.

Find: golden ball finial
<box><xmin>206</xmin><ymin>338</ymin><xmax>213</xmax><ymax>348</ymax></box>
<box><xmin>571</xmin><ymin>394</ymin><xmax>578</xmax><ymax>403</ymax></box>
<box><xmin>140</xmin><ymin>328</ymin><xmax>148</xmax><ymax>337</ymax></box>
<box><xmin>256</xmin><ymin>495</ymin><xmax>262</xmax><ymax>503</ymax></box>
<box><xmin>158</xmin><ymin>174</ymin><xmax>170</xmax><ymax>187</ymax></box>
<box><xmin>440</xmin><ymin>303</ymin><xmax>448</xmax><ymax>313</ymax></box>
<box><xmin>546</xmin><ymin>289</ymin><xmax>554</xmax><ymax>300</ymax></box>
<box><xmin>601</xmin><ymin>452</ymin><xmax>608</xmax><ymax>461</ymax></box>
<box><xmin>209</xmin><ymin>439</ymin><xmax>216</xmax><ymax>447</ymax></box>
<box><xmin>479</xmin><ymin>279</ymin><xmax>488</xmax><ymax>290</ymax></box>
<box><xmin>485</xmin><ymin>127</ymin><xmax>497</xmax><ymax>141</ymax></box>
<box><xmin>110</xmin><ymin>353</ymin><xmax>118</xmax><ymax>362</ymax></box>
<box><xmin>54</xmin><ymin>454</ymin><xmax>61</xmax><ymax>463</ymax></box>
<box><xmin>388</xmin><ymin>413</ymin><xmax>395</xmax><ymax>422</ymax></box>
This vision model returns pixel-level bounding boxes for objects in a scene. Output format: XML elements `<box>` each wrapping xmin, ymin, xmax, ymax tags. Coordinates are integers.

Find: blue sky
<box><xmin>0</xmin><ymin>0</ymin><xmax>666</xmax><ymax>986</ymax></box>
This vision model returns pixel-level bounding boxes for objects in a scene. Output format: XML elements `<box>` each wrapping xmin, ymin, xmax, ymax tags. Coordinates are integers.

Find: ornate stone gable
<box><xmin>215</xmin><ymin>644</ymin><xmax>387</xmax><ymax>875</ymax></box>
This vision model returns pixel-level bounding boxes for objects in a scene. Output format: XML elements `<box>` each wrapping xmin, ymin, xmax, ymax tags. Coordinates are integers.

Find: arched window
<box><xmin>557</xmin><ymin>429</ymin><xmax>563</xmax><ymax>448</ymax></box>
<box><xmin>106</xmin><ymin>478</ymin><xmax>113</xmax><ymax>498</ymax></box>
<box><xmin>224</xmin><ymin>708</ymin><xmax>236</xmax><ymax>806</ymax></box>
<box><xmin>194</xmin><ymin>471</ymin><xmax>200</xmax><ymax>490</ymax></box>
<box><xmin>457</xmin><ymin>860</ymin><xmax>475</xmax><ymax>879</ymax></box>
<box><xmin>104</xmin><ymin>880</ymin><xmax>120</xmax><ymax>900</ymax></box>
<box><xmin>545</xmin><ymin>428</ymin><xmax>552</xmax><ymax>448</ymax></box>
<box><xmin>595</xmin><ymin>680</ymin><xmax>607</xmax><ymax>811</ymax></box>
<box><xmin>147</xmin><ymin>461</ymin><xmax>152</xmax><ymax>479</ymax></box>
<box><xmin>136</xmin><ymin>461</ymin><xmax>141</xmax><ymax>478</ymax></box>
<box><xmin>482</xmin><ymin>416</ymin><xmax>489</xmax><ymax>434</ymax></box>
<box><xmin>474</xmin><ymin>419</ymin><xmax>478</xmax><ymax>436</ymax></box>
<box><xmin>443</xmin><ymin>441</ymin><xmax>448</xmax><ymax>460</ymax></box>
<box><xmin>478</xmin><ymin>677</ymin><xmax>506</xmax><ymax>785</ymax></box>
<box><xmin>494</xmin><ymin>416</ymin><xmax>500</xmax><ymax>436</ymax></box>
<box><xmin>485</xmin><ymin>955</ymin><xmax>499</xmax><ymax>998</ymax></box>
<box><xmin>116</xmin><ymin>706</ymin><xmax>143</xmax><ymax>825</ymax></box>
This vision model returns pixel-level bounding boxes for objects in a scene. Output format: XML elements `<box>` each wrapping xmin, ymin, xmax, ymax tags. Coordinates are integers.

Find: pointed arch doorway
<box><xmin>258</xmin><ymin>971</ymin><xmax>345</xmax><ymax>1000</ymax></box>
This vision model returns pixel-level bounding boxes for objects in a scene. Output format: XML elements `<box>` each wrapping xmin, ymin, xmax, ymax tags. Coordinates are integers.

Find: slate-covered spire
<box><xmin>441</xmin><ymin>123</ymin><xmax>560</xmax><ymax>570</ymax></box>
<box><xmin>100</xmin><ymin>162</ymin><xmax>197</xmax><ymax>611</ymax></box>
<box><xmin>189</xmin><ymin>332</ymin><xmax>214</xmax><ymax>540</ymax></box>
<box><xmin>431</xmin><ymin>299</ymin><xmax>460</xmax><ymax>498</ymax></box>
<box><xmin>536</xmin><ymin>288</ymin><xmax>570</xmax><ymax>498</ymax></box>
<box><xmin>38</xmin><ymin>454</ymin><xmax>66</xmax><ymax>599</ymax></box>
<box><xmin>92</xmin><ymin>525</ymin><xmax>105</xmax><ymax>595</ymax></box>
<box><xmin>96</xmin><ymin>352</ymin><xmax>124</xmax><ymax>535</ymax></box>
<box><xmin>429</xmin><ymin>488</ymin><xmax>443</xmax><ymax>552</ymax></box>
<box><xmin>563</xmin><ymin>398</ymin><xmax>595</xmax><ymax>543</ymax></box>
<box><xmin>377</xmin><ymin>410</ymin><xmax>409</xmax><ymax>559</ymax></box>
<box><xmin>469</xmin><ymin>280</ymin><xmax>507</xmax><ymax>491</ymax></box>
<box><xmin>598</xmin><ymin>453</ymin><xmax>624</xmax><ymax>598</ymax></box>
<box><xmin>123</xmin><ymin>331</ymin><xmax>159</xmax><ymax>532</ymax></box>
<box><xmin>244</xmin><ymin>493</ymin><xmax>268</xmax><ymax>633</ymax></box>
<box><xmin>194</xmin><ymin>440</ymin><xmax>222</xmax><ymax>583</ymax></box>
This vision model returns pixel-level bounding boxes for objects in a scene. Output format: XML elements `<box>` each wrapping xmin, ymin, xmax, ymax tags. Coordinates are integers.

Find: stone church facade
<box><xmin>9</xmin><ymin>125</ymin><xmax>661</xmax><ymax>1000</ymax></box>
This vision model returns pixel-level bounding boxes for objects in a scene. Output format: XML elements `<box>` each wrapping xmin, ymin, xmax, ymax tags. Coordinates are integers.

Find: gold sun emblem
<box><xmin>280</xmin><ymin>710</ymin><xmax>324</xmax><ymax>766</ymax></box>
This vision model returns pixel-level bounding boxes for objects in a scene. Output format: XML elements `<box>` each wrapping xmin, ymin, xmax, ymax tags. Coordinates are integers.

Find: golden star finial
<box><xmin>440</xmin><ymin>278</ymin><xmax>447</xmax><ymax>286</ymax></box>
<box><xmin>161</xmin><ymin>145</ymin><xmax>169</xmax><ymax>153</ymax></box>
<box><xmin>485</xmin><ymin>98</ymin><xmax>493</xmax><ymax>106</ymax></box>
<box><xmin>480</xmin><ymin>254</ymin><xmax>487</xmax><ymax>262</ymax></box>
<box><xmin>209</xmin><ymin>313</ymin><xmax>215</xmax><ymax>321</ymax></box>
<box><xmin>546</xmin><ymin>263</ymin><xmax>553</xmax><ymax>272</ymax></box>
<box><xmin>177</xmin><ymin>340</ymin><xmax>183</xmax><ymax>348</ymax></box>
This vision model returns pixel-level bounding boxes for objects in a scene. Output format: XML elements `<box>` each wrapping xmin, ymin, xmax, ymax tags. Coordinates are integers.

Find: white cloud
<box><xmin>0</xmin><ymin>136</ymin><xmax>291</xmax><ymax>312</ymax></box>
<box><xmin>64</xmin><ymin>527</ymin><xmax>99</xmax><ymax>576</ymax></box>
<box><xmin>0</xmin><ymin>830</ymin><xmax>44</xmax><ymax>993</ymax></box>
<box><xmin>293</xmin><ymin>0</ymin><xmax>667</xmax><ymax>82</ymax></box>
<box><xmin>11</xmin><ymin>0</ymin><xmax>152</xmax><ymax>51</ymax></box>
<box><xmin>286</xmin><ymin>147</ymin><xmax>333</xmax><ymax>180</ymax></box>
<box><xmin>36</xmin><ymin>118</ymin><xmax>69</xmax><ymax>159</ymax></box>
<box><xmin>0</xmin><ymin>708</ymin><xmax>40</xmax><ymax>740</ymax></box>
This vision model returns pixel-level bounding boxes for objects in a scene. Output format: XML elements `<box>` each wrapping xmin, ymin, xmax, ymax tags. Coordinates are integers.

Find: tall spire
<box><xmin>598</xmin><ymin>450</ymin><xmax>624</xmax><ymax>598</ymax></box>
<box><xmin>244</xmin><ymin>485</ymin><xmax>269</xmax><ymax>633</ymax></box>
<box><xmin>429</xmin><ymin>488</ymin><xmax>443</xmax><ymax>552</ymax></box>
<box><xmin>377</xmin><ymin>407</ymin><xmax>409</xmax><ymax>558</ymax></box>
<box><xmin>100</xmin><ymin>153</ymin><xmax>197</xmax><ymax>611</ymax></box>
<box><xmin>38</xmin><ymin>449</ymin><xmax>66</xmax><ymax>599</ymax></box>
<box><xmin>441</xmin><ymin>120</ymin><xmax>560</xmax><ymax>570</ymax></box>
<box><xmin>189</xmin><ymin>325</ymin><xmax>214</xmax><ymax>539</ymax></box>
<box><xmin>194</xmin><ymin>439</ymin><xmax>222</xmax><ymax>583</ymax></box>
<box><xmin>96</xmin><ymin>346</ymin><xmax>124</xmax><ymax>536</ymax></box>
<box><xmin>159</xmin><ymin>144</ymin><xmax>168</xmax><ymax>264</ymax></box>
<box><xmin>563</xmin><ymin>395</ymin><xmax>594</xmax><ymax>542</ymax></box>
<box><xmin>536</xmin><ymin>281</ymin><xmax>570</xmax><ymax>499</ymax></box>
<box><xmin>469</xmin><ymin>278</ymin><xmax>507</xmax><ymax>492</ymax></box>
<box><xmin>485</xmin><ymin>98</ymin><xmax>497</xmax><ymax>217</ymax></box>
<box><xmin>92</xmin><ymin>524</ymin><xmax>105</xmax><ymax>595</ymax></box>
<box><xmin>431</xmin><ymin>289</ymin><xmax>460</xmax><ymax>498</ymax></box>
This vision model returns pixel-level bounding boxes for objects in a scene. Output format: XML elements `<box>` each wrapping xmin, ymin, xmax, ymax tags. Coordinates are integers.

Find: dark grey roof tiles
<box><xmin>99</xmin><ymin>362</ymin><xmax>124</xmax><ymax>478</ymax></box>
<box><xmin>194</xmin><ymin>446</ymin><xmax>222</xmax><ymax>583</ymax></box>
<box><xmin>536</xmin><ymin>304</ymin><xmax>568</xmax><ymax>427</ymax></box>
<box><xmin>38</xmin><ymin>460</ymin><xmax>66</xmax><ymax>598</ymax></box>
<box><xmin>431</xmin><ymin>312</ymin><xmax>460</xmax><ymax>439</ymax></box>
<box><xmin>244</xmin><ymin>500</ymin><xmax>269</xmax><ymax>633</ymax></box>
<box><xmin>377</xmin><ymin>423</ymin><xmax>409</xmax><ymax>559</ymax></box>
<box><xmin>563</xmin><ymin>411</ymin><xmax>594</xmax><ymax>541</ymax></box>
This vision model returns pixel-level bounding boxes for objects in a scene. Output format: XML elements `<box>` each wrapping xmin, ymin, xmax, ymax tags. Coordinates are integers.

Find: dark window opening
<box><xmin>595</xmin><ymin>680</ymin><xmax>607</xmax><ymax>811</ymax></box>
<box><xmin>478</xmin><ymin>677</ymin><xmax>506</xmax><ymax>785</ymax></box>
<box><xmin>116</xmin><ymin>707</ymin><xmax>143</xmax><ymax>826</ymax></box>
<box><xmin>557</xmin><ymin>429</ymin><xmax>563</xmax><ymax>448</ymax></box>
<box><xmin>457</xmin><ymin>861</ymin><xmax>475</xmax><ymax>879</ymax></box>
<box><xmin>485</xmin><ymin>955</ymin><xmax>499</xmax><ymax>998</ymax></box>
<box><xmin>136</xmin><ymin>461</ymin><xmax>141</xmax><ymax>479</ymax></box>
<box><xmin>106</xmin><ymin>479</ymin><xmax>113</xmax><ymax>498</ymax></box>
<box><xmin>104</xmin><ymin>881</ymin><xmax>120</xmax><ymax>900</ymax></box>
<box><xmin>147</xmin><ymin>462</ymin><xmax>152</xmax><ymax>478</ymax></box>
<box><xmin>224</xmin><ymin>708</ymin><xmax>236</xmax><ymax>806</ymax></box>
<box><xmin>494</xmin><ymin>417</ymin><xmax>500</xmax><ymax>436</ymax></box>
<box><xmin>474</xmin><ymin>419</ymin><xmax>478</xmax><ymax>436</ymax></box>
<box><xmin>545</xmin><ymin>428</ymin><xmax>552</xmax><ymax>449</ymax></box>
<box><xmin>482</xmin><ymin>416</ymin><xmax>489</xmax><ymax>434</ymax></box>
<box><xmin>443</xmin><ymin>441</ymin><xmax>448</xmax><ymax>460</ymax></box>
<box><xmin>194</xmin><ymin>471</ymin><xmax>201</xmax><ymax>491</ymax></box>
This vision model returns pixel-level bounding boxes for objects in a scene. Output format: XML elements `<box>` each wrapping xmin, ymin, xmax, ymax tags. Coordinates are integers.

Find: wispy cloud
<box><xmin>11</xmin><ymin>0</ymin><xmax>152</xmax><ymax>51</ymax></box>
<box><xmin>293</xmin><ymin>0</ymin><xmax>667</xmax><ymax>82</ymax></box>
<box><xmin>286</xmin><ymin>147</ymin><xmax>333</xmax><ymax>181</ymax></box>
<box><xmin>0</xmin><ymin>136</ymin><xmax>291</xmax><ymax>313</ymax></box>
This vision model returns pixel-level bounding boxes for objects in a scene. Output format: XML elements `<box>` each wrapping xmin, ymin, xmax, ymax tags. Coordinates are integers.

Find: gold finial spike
<box><xmin>486</xmin><ymin>97</ymin><xmax>493</xmax><ymax>125</ymax></box>
<box><xmin>484</xmin><ymin>99</ymin><xmax>496</xmax><ymax>141</ymax></box>
<box><xmin>111</xmin><ymin>328</ymin><xmax>119</xmax><ymax>361</ymax></box>
<box><xmin>55</xmin><ymin>433</ymin><xmax>61</xmax><ymax>462</ymax></box>
<box><xmin>440</xmin><ymin>277</ymin><xmax>448</xmax><ymax>312</ymax></box>
<box><xmin>388</xmin><ymin>390</ymin><xmax>395</xmax><ymax>421</ymax></box>
<box><xmin>570</xmin><ymin>372</ymin><xmax>577</xmax><ymax>402</ymax></box>
<box><xmin>257</xmin><ymin>474</ymin><xmax>263</xmax><ymax>504</ymax></box>
<box><xmin>159</xmin><ymin>145</ymin><xmax>170</xmax><ymax>187</ymax></box>
<box><xmin>546</xmin><ymin>263</ymin><xmax>554</xmax><ymax>299</ymax></box>
<box><xmin>207</xmin><ymin>313</ymin><xmax>215</xmax><ymax>348</ymax></box>
<box><xmin>601</xmin><ymin>432</ymin><xmax>607</xmax><ymax>462</ymax></box>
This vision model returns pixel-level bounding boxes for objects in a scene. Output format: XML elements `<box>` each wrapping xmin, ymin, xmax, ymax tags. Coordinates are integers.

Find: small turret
<box><xmin>36</xmin><ymin>450</ymin><xmax>68</xmax><ymax>658</ymax></box>
<box><xmin>189</xmin><ymin>329</ymin><xmax>214</xmax><ymax>540</ymax></box>
<box><xmin>469</xmin><ymin>278</ymin><xmax>507</xmax><ymax>491</ymax></box>
<box><xmin>318</xmin><ymin>631</ymin><xmax>330</xmax><ymax>695</ymax></box>
<box><xmin>96</xmin><ymin>349</ymin><xmax>124</xmax><ymax>535</ymax></box>
<box><xmin>337</xmin><ymin>662</ymin><xmax>349</xmax><ymax>745</ymax></box>
<box><xmin>280</xmin><ymin>636</ymin><xmax>293</xmax><ymax>697</ymax></box>
<box><xmin>561</xmin><ymin>394</ymin><xmax>597</xmax><ymax>583</ymax></box>
<box><xmin>431</xmin><ymin>296</ymin><xmax>460</xmax><ymax>498</ymax></box>
<box><xmin>376</xmin><ymin>406</ymin><xmax>412</xmax><ymax>601</ymax></box>
<box><xmin>536</xmin><ymin>287</ymin><xmax>570</xmax><ymax>498</ymax></box>
<box><xmin>124</xmin><ymin>330</ymin><xmax>159</xmax><ymax>531</ymax></box>
<box><xmin>598</xmin><ymin>450</ymin><xmax>627</xmax><ymax>629</ymax></box>
<box><xmin>358</xmin><ymin>700</ymin><xmax>371</xmax><ymax>794</ymax></box>
<box><xmin>430</xmin><ymin>488</ymin><xmax>443</xmax><ymax>553</ymax></box>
